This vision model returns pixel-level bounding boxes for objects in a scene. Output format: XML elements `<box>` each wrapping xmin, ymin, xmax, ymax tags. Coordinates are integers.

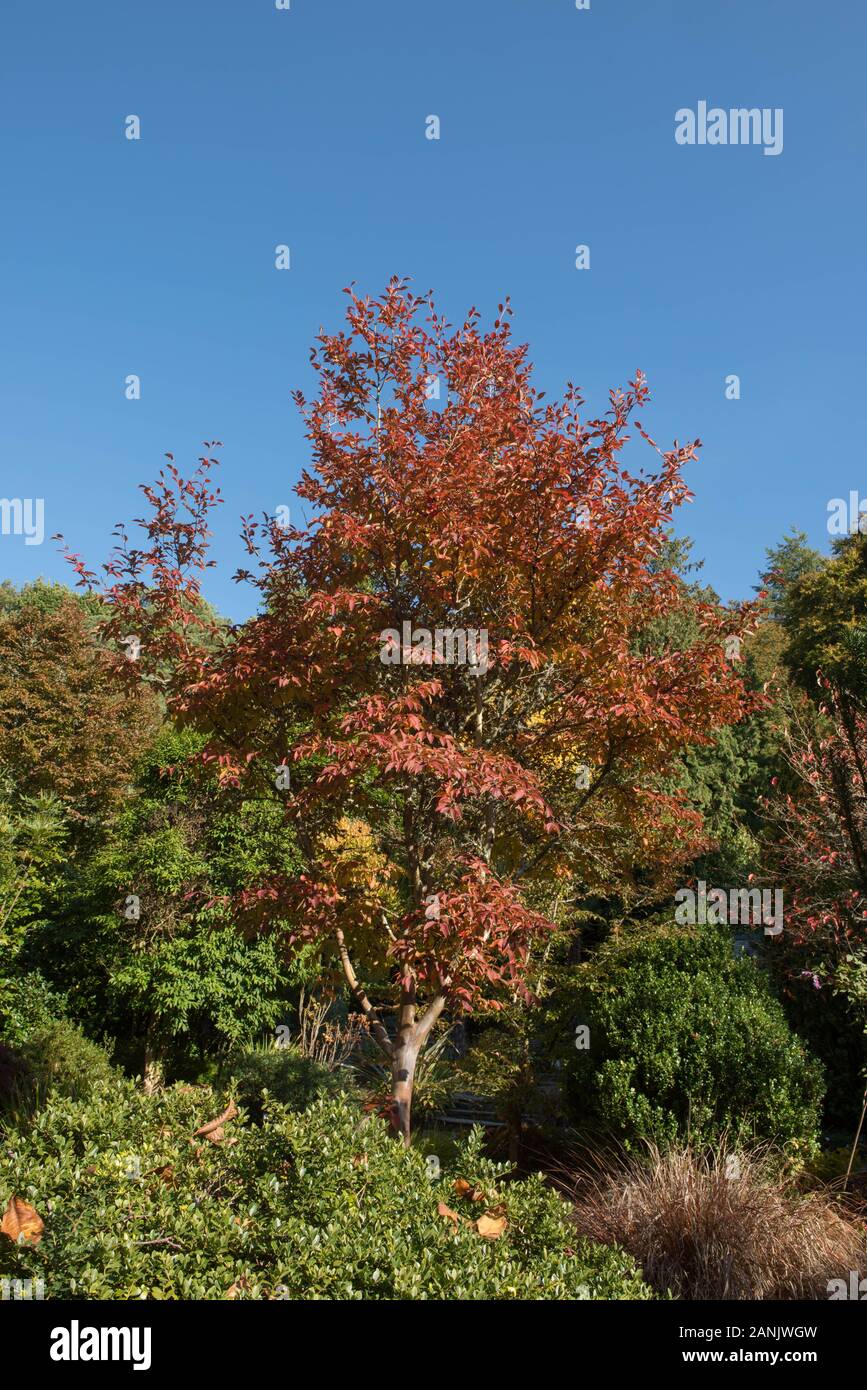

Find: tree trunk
<box><xmin>143</xmin><ymin>1055</ymin><xmax>164</xmax><ymax>1095</ymax></box>
<box><xmin>506</xmin><ymin>1102</ymin><xmax>523</xmax><ymax>1167</ymax></box>
<box><xmin>391</xmin><ymin>1037</ymin><xmax>420</xmax><ymax>1148</ymax></box>
<box><xmin>389</xmin><ymin>984</ymin><xmax>447</xmax><ymax>1146</ymax></box>
<box><xmin>142</xmin><ymin>1019</ymin><xmax>164</xmax><ymax>1094</ymax></box>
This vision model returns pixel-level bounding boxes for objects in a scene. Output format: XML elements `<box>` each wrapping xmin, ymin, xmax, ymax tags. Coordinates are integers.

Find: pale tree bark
<box><xmin>142</xmin><ymin>1017</ymin><xmax>165</xmax><ymax>1094</ymax></box>
<box><xmin>391</xmin><ymin>982</ymin><xmax>446</xmax><ymax>1146</ymax></box>
<box><xmin>335</xmin><ymin>934</ymin><xmax>446</xmax><ymax>1146</ymax></box>
<box><xmin>335</xmin><ymin>925</ymin><xmax>394</xmax><ymax>1060</ymax></box>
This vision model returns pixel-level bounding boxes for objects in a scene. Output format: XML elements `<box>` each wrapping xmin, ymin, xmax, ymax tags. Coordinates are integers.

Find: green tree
<box><xmin>781</xmin><ymin>533</ymin><xmax>867</xmax><ymax>700</ymax></box>
<box><xmin>756</xmin><ymin>528</ymin><xmax>826</xmax><ymax>623</ymax></box>
<box><xmin>24</xmin><ymin>727</ymin><xmax>301</xmax><ymax>1089</ymax></box>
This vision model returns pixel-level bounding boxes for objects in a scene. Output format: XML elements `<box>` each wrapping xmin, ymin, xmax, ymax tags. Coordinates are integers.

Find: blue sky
<box><xmin>1</xmin><ymin>0</ymin><xmax>864</xmax><ymax>621</ymax></box>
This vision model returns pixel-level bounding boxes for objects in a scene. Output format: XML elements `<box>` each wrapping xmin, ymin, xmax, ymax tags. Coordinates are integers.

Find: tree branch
<box><xmin>334</xmin><ymin>926</ymin><xmax>393</xmax><ymax>1059</ymax></box>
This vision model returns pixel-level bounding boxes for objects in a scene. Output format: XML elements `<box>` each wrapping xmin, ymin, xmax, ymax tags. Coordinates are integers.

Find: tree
<box><xmin>63</xmin><ymin>281</ymin><xmax>757</xmax><ymax>1142</ymax></box>
<box><xmin>0</xmin><ymin>787</ymin><xmax>67</xmax><ymax>957</ymax></box>
<box><xmin>757</xmin><ymin>533</ymin><xmax>867</xmax><ymax>1122</ymax></box>
<box><xmin>780</xmin><ymin>532</ymin><xmax>867</xmax><ymax>709</ymax></box>
<box><xmin>23</xmin><ymin>725</ymin><xmax>299</xmax><ymax>1090</ymax></box>
<box><xmin>766</xmin><ymin>684</ymin><xmax>867</xmax><ymax>974</ymax></box>
<box><xmin>640</xmin><ymin>539</ymin><xmax>781</xmax><ymax>886</ymax></box>
<box><xmin>756</xmin><ymin>527</ymin><xmax>825</xmax><ymax>622</ymax></box>
<box><xmin>0</xmin><ymin>586</ymin><xmax>159</xmax><ymax>842</ymax></box>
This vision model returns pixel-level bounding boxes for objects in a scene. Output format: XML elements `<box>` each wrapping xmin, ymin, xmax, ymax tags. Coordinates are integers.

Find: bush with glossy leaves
<box><xmin>0</xmin><ymin>1081</ymin><xmax>651</xmax><ymax>1301</ymax></box>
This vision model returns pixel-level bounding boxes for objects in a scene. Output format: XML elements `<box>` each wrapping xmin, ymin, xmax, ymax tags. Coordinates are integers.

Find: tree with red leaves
<box><xmin>62</xmin><ymin>281</ymin><xmax>757</xmax><ymax>1143</ymax></box>
<box><xmin>767</xmin><ymin>684</ymin><xmax>867</xmax><ymax>988</ymax></box>
<box><xmin>763</xmin><ymin>537</ymin><xmax>867</xmax><ymax>993</ymax></box>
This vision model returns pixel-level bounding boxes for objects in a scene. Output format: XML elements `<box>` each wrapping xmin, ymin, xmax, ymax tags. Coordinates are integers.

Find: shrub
<box><xmin>19</xmin><ymin>1020</ymin><xmax>115</xmax><ymax>1105</ymax></box>
<box><xmin>226</xmin><ymin>1040</ymin><xmax>350</xmax><ymax>1120</ymax></box>
<box><xmin>554</xmin><ymin>921</ymin><xmax>824</xmax><ymax>1158</ymax></box>
<box><xmin>0</xmin><ymin>1082</ymin><xmax>651</xmax><ymax>1300</ymax></box>
<box><xmin>0</xmin><ymin>969</ymin><xmax>66</xmax><ymax>1049</ymax></box>
<box><xmin>569</xmin><ymin>1144</ymin><xmax>867</xmax><ymax>1300</ymax></box>
<box><xmin>0</xmin><ymin>1042</ymin><xmax>33</xmax><ymax>1115</ymax></box>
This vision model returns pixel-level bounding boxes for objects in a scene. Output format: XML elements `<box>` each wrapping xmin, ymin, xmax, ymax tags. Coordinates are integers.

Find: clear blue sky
<box><xmin>2</xmin><ymin>0</ymin><xmax>864</xmax><ymax>621</ymax></box>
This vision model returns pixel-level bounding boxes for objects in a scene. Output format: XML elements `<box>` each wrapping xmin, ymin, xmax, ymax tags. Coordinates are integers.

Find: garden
<box><xmin>2</xmin><ymin>284</ymin><xmax>867</xmax><ymax>1303</ymax></box>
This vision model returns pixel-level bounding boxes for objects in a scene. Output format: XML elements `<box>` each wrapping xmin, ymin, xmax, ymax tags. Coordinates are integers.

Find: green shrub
<box><xmin>226</xmin><ymin>1040</ymin><xmax>350</xmax><ymax>1119</ymax></box>
<box><xmin>0</xmin><ymin>1042</ymin><xmax>33</xmax><ymax>1116</ymax></box>
<box><xmin>19</xmin><ymin>1020</ymin><xmax>115</xmax><ymax>1105</ymax></box>
<box><xmin>0</xmin><ymin>969</ymin><xmax>66</xmax><ymax>1049</ymax></box>
<box><xmin>554</xmin><ymin>922</ymin><xmax>823</xmax><ymax>1159</ymax></box>
<box><xmin>0</xmin><ymin>1081</ymin><xmax>651</xmax><ymax>1300</ymax></box>
<box><xmin>771</xmin><ymin>955</ymin><xmax>867</xmax><ymax>1131</ymax></box>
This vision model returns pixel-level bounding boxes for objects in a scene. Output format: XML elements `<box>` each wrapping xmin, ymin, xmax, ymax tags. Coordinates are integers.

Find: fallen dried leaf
<box><xmin>1</xmin><ymin>1195</ymin><xmax>45</xmax><ymax>1246</ymax></box>
<box><xmin>437</xmin><ymin>1201</ymin><xmax>460</xmax><ymax>1229</ymax></box>
<box><xmin>194</xmin><ymin>1100</ymin><xmax>238</xmax><ymax>1144</ymax></box>
<box><xmin>453</xmin><ymin>1177</ymin><xmax>485</xmax><ymax>1202</ymax></box>
<box><xmin>476</xmin><ymin>1213</ymin><xmax>507</xmax><ymax>1240</ymax></box>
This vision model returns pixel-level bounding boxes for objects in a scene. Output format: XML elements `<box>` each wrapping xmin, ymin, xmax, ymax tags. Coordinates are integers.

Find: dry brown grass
<box><xmin>565</xmin><ymin>1144</ymin><xmax>867</xmax><ymax>1300</ymax></box>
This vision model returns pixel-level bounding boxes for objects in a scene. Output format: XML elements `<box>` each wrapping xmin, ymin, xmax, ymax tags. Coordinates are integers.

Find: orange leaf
<box><xmin>476</xmin><ymin>1213</ymin><xmax>507</xmax><ymax>1240</ymax></box>
<box><xmin>453</xmin><ymin>1177</ymin><xmax>485</xmax><ymax>1202</ymax></box>
<box><xmin>194</xmin><ymin>1100</ymin><xmax>238</xmax><ymax>1144</ymax></box>
<box><xmin>1</xmin><ymin>1195</ymin><xmax>45</xmax><ymax>1246</ymax></box>
<box><xmin>437</xmin><ymin>1202</ymin><xmax>460</xmax><ymax>1228</ymax></box>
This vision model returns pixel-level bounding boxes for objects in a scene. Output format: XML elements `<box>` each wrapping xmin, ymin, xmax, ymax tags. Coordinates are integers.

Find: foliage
<box><xmin>782</xmin><ymin>532</ymin><xmax>867</xmax><ymax>701</ymax></box>
<box><xmin>18</xmin><ymin>1021</ymin><xmax>115</xmax><ymax>1107</ymax></box>
<box><xmin>0</xmin><ymin>969</ymin><xmax>67</xmax><ymax>1050</ymax></box>
<box><xmin>771</xmin><ymin>966</ymin><xmax>867</xmax><ymax>1130</ymax></box>
<box><xmin>676</xmin><ymin>714</ymin><xmax>774</xmax><ymax>884</ymax></box>
<box><xmin>63</xmin><ymin>281</ymin><xmax>758</xmax><ymax>1138</ymax></box>
<box><xmin>225</xmin><ymin>1040</ymin><xmax>350</xmax><ymax>1121</ymax></box>
<box><xmin>756</xmin><ymin>528</ymin><xmax>826</xmax><ymax>623</ymax></box>
<box><xmin>0</xmin><ymin>589</ymin><xmax>159</xmax><ymax>842</ymax></box>
<box><xmin>570</xmin><ymin>1143</ymin><xmax>865</xmax><ymax>1301</ymax></box>
<box><xmin>0</xmin><ymin>789</ymin><xmax>69</xmax><ymax>956</ymax></box>
<box><xmin>553</xmin><ymin>921</ymin><xmax>823</xmax><ymax>1157</ymax></box>
<box><xmin>454</xmin><ymin>1003</ymin><xmax>559</xmax><ymax>1160</ymax></box>
<box><xmin>0</xmin><ymin>1084</ymin><xmax>651</xmax><ymax>1300</ymax></box>
<box><xmin>22</xmin><ymin>725</ymin><xmax>298</xmax><ymax>1082</ymax></box>
<box><xmin>763</xmin><ymin>679</ymin><xmax>867</xmax><ymax>1116</ymax></box>
<box><xmin>0</xmin><ymin>1043</ymin><xmax>34</xmax><ymax>1119</ymax></box>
